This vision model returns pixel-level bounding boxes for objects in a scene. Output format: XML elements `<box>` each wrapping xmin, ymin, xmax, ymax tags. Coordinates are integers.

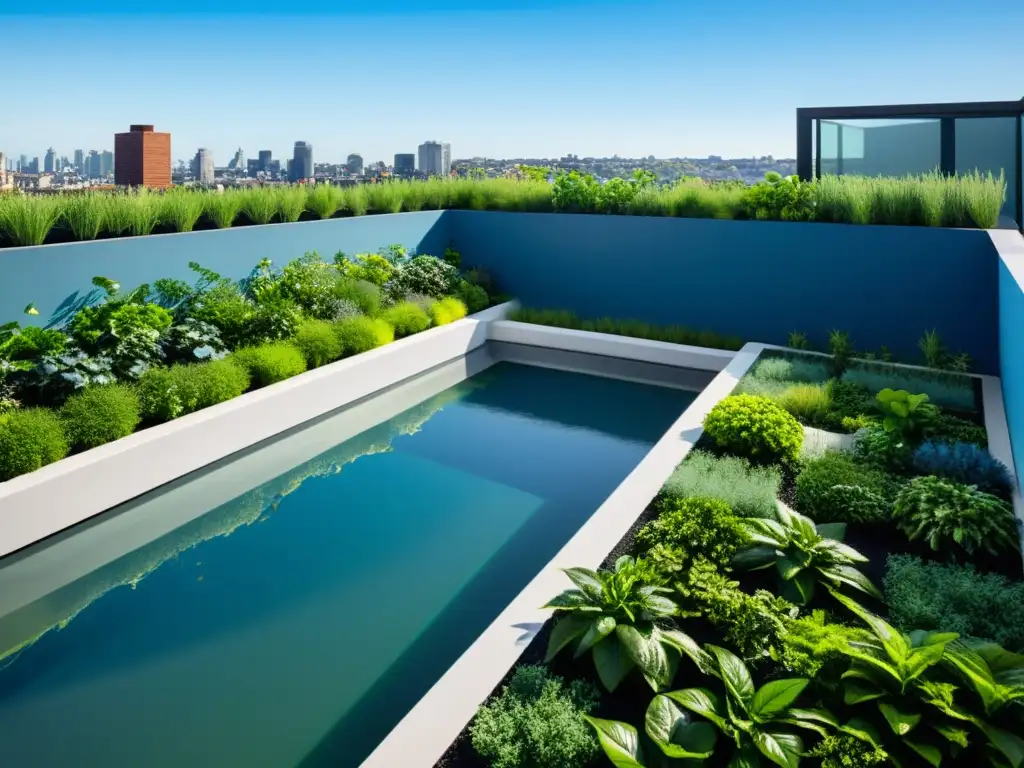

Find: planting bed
<box><xmin>439</xmin><ymin>342</ymin><xmax>1024</xmax><ymax>768</ymax></box>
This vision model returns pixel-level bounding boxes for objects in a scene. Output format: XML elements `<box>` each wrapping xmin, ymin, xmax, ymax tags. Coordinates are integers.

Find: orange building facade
<box><xmin>114</xmin><ymin>125</ymin><xmax>171</xmax><ymax>188</ymax></box>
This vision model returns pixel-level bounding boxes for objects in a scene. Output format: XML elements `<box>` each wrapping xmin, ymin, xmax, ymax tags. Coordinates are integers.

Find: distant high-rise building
<box><xmin>229</xmin><ymin>148</ymin><xmax>245</xmax><ymax>170</ymax></box>
<box><xmin>114</xmin><ymin>124</ymin><xmax>171</xmax><ymax>188</ymax></box>
<box><xmin>44</xmin><ymin>147</ymin><xmax>56</xmax><ymax>174</ymax></box>
<box><xmin>194</xmin><ymin>148</ymin><xmax>215</xmax><ymax>184</ymax></box>
<box><xmin>394</xmin><ymin>153</ymin><xmax>415</xmax><ymax>176</ymax></box>
<box><xmin>28</xmin><ymin>157</ymin><xmax>40</xmax><ymax>174</ymax></box>
<box><xmin>290</xmin><ymin>141</ymin><xmax>313</xmax><ymax>181</ymax></box>
<box><xmin>18</xmin><ymin>154</ymin><xmax>27</xmax><ymax>172</ymax></box>
<box><xmin>73</xmin><ymin>149</ymin><xmax>84</xmax><ymax>173</ymax></box>
<box><xmin>246</xmin><ymin>158</ymin><xmax>260</xmax><ymax>177</ymax></box>
<box><xmin>417</xmin><ymin>141</ymin><xmax>451</xmax><ymax>177</ymax></box>
<box><xmin>100</xmin><ymin>150</ymin><xmax>113</xmax><ymax>176</ymax></box>
<box><xmin>87</xmin><ymin>150</ymin><xmax>101</xmax><ymax>179</ymax></box>
<box><xmin>258</xmin><ymin>149</ymin><xmax>272</xmax><ymax>172</ymax></box>
<box><xmin>346</xmin><ymin>153</ymin><xmax>364</xmax><ymax>175</ymax></box>
<box><xmin>267</xmin><ymin>159</ymin><xmax>281</xmax><ymax>176</ymax></box>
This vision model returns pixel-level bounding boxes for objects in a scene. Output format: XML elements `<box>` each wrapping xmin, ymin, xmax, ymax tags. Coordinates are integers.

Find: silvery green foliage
<box><xmin>161</xmin><ymin>319</ymin><xmax>228</xmax><ymax>365</ymax></box>
<box><xmin>392</xmin><ymin>255</ymin><xmax>460</xmax><ymax>299</ymax></box>
<box><xmin>19</xmin><ymin>349</ymin><xmax>115</xmax><ymax>406</ymax></box>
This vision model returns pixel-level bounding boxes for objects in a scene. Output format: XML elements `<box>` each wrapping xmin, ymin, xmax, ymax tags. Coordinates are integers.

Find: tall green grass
<box><xmin>0</xmin><ymin>171</ymin><xmax>1009</xmax><ymax>248</ymax></box>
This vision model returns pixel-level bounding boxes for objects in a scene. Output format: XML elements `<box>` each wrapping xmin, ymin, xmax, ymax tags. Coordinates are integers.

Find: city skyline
<box><xmin>2</xmin><ymin>0</ymin><xmax>1022</xmax><ymax>162</ymax></box>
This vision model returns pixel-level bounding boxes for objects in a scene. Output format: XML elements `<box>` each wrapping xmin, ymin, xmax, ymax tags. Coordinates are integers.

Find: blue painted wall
<box><xmin>999</xmin><ymin>248</ymin><xmax>1024</xmax><ymax>478</ymax></box>
<box><xmin>450</xmin><ymin>211</ymin><xmax>1001</xmax><ymax>374</ymax></box>
<box><xmin>0</xmin><ymin>212</ymin><xmax>450</xmax><ymax>327</ymax></box>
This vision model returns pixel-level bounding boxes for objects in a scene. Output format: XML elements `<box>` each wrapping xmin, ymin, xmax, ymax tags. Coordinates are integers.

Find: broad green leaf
<box><xmin>733</xmin><ymin>544</ymin><xmax>780</xmax><ymax>571</ymax></box>
<box><xmin>973</xmin><ymin>641</ymin><xmax>1024</xmax><ymax>680</ymax></box>
<box><xmin>644</xmin><ymin>594</ymin><xmax>678</xmax><ymax>618</ymax></box>
<box><xmin>817</xmin><ymin>539</ymin><xmax>868</xmax><ymax>563</ymax></box>
<box><xmin>563</xmin><ymin>567</ymin><xmax>605</xmax><ymax>601</ymax></box>
<box><xmin>787</xmin><ymin>568</ymin><xmax>817</xmax><ymax>605</ymax></box>
<box><xmin>645</xmin><ymin>695</ymin><xmax>716</xmax><ymax>759</ymax></box>
<box><xmin>545</xmin><ymin>614</ymin><xmax>592</xmax><ymax>662</ymax></box>
<box><xmin>728</xmin><ymin>741</ymin><xmax>762</xmax><ymax>768</ymax></box>
<box><xmin>816</xmin><ymin>521</ymin><xmax>847</xmax><ymax>541</ymax></box>
<box><xmin>593</xmin><ymin>631</ymin><xmax>636</xmax><ymax>692</ymax></box>
<box><xmin>709</xmin><ymin>645</ymin><xmax>755</xmax><ymax>710</ymax></box>
<box><xmin>974</xmin><ymin>719</ymin><xmax>1024</xmax><ymax>768</ymax></box>
<box><xmin>840</xmin><ymin>717</ymin><xmax>884</xmax><ymax>747</ymax></box>
<box><xmin>829</xmin><ymin>588</ymin><xmax>903</xmax><ymax>647</ymax></box>
<box><xmin>618</xmin><ymin>624</ymin><xmax>675</xmax><ymax>692</ymax></box>
<box><xmin>941</xmin><ymin>641</ymin><xmax>999</xmax><ymax>713</ymax></box>
<box><xmin>843</xmin><ymin>681</ymin><xmax>885</xmax><ymax>705</ymax></box>
<box><xmin>742</xmin><ymin>518</ymin><xmax>789</xmax><ymax>545</ymax></box>
<box><xmin>659</xmin><ymin>628</ymin><xmax>715</xmax><ymax>675</ymax></box>
<box><xmin>543</xmin><ymin>590</ymin><xmax>599</xmax><ymax>611</ymax></box>
<box><xmin>576</xmin><ymin>616</ymin><xmax>617</xmax><ymax>659</ymax></box>
<box><xmin>752</xmin><ymin>729</ymin><xmax>803</xmax><ymax>768</ymax></box>
<box><xmin>23</xmin><ymin>302</ymin><xmax>38</xmax><ymax>316</ymax></box>
<box><xmin>585</xmin><ymin>716</ymin><xmax>647</xmax><ymax>768</ymax></box>
<box><xmin>904</xmin><ymin>641</ymin><xmax>951</xmax><ymax>683</ymax></box>
<box><xmin>614</xmin><ymin>555</ymin><xmax>635</xmax><ymax>573</ymax></box>
<box><xmin>750</xmin><ymin>679</ymin><xmax>808</xmax><ymax>721</ymax></box>
<box><xmin>821</xmin><ymin>565</ymin><xmax>882</xmax><ymax>599</ymax></box>
<box><xmin>787</xmin><ymin>707</ymin><xmax>839</xmax><ymax>729</ymax></box>
<box><xmin>905</xmin><ymin>738</ymin><xmax>943</xmax><ymax>767</ymax></box>
<box><xmin>666</xmin><ymin>688</ymin><xmax>730</xmax><ymax>731</ymax></box>
<box><xmin>878</xmin><ymin>701</ymin><xmax>921</xmax><ymax>735</ymax></box>
<box><xmin>775</xmin><ymin>554</ymin><xmax>804</xmax><ymax>581</ymax></box>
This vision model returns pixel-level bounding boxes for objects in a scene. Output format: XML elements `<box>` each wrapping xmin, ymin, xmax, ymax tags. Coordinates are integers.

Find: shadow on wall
<box><xmin>450</xmin><ymin>211</ymin><xmax>1002</xmax><ymax>374</ymax></box>
<box><xmin>0</xmin><ymin>212</ymin><xmax>451</xmax><ymax>328</ymax></box>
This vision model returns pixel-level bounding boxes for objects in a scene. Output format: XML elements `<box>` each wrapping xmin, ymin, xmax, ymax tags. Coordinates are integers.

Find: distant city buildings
<box><xmin>193</xmin><ymin>148</ymin><xmax>215</xmax><ymax>184</ymax></box>
<box><xmin>100</xmin><ymin>150</ymin><xmax>113</xmax><ymax>176</ymax></box>
<box><xmin>87</xmin><ymin>150</ymin><xmax>101</xmax><ymax>179</ymax></box>
<box><xmin>44</xmin><ymin>148</ymin><xmax>56</xmax><ymax>174</ymax></box>
<box><xmin>73</xmin><ymin>149</ymin><xmax>84</xmax><ymax>174</ymax></box>
<box><xmin>228</xmin><ymin>147</ymin><xmax>245</xmax><ymax>171</ymax></box>
<box><xmin>346</xmin><ymin>153</ymin><xmax>363</xmax><ymax>175</ymax></box>
<box><xmin>290</xmin><ymin>141</ymin><xmax>313</xmax><ymax>181</ymax></box>
<box><xmin>114</xmin><ymin>124</ymin><xmax>171</xmax><ymax>188</ymax></box>
<box><xmin>394</xmin><ymin>153</ymin><xmax>415</xmax><ymax>176</ymax></box>
<box><xmin>417</xmin><ymin>141</ymin><xmax>451</xmax><ymax>177</ymax></box>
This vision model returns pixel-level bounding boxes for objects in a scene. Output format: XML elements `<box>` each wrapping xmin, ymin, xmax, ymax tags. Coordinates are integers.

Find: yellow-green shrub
<box><xmin>0</xmin><ymin>408</ymin><xmax>69</xmax><ymax>480</ymax></box>
<box><xmin>60</xmin><ymin>384</ymin><xmax>141</xmax><ymax>449</ymax></box>
<box><xmin>230</xmin><ymin>343</ymin><xmax>307</xmax><ymax>388</ymax></box>
<box><xmin>333</xmin><ymin>316</ymin><xmax>394</xmax><ymax>356</ymax></box>
<box><xmin>382</xmin><ymin>301</ymin><xmax>431</xmax><ymax>338</ymax></box>
<box><xmin>430</xmin><ymin>297</ymin><xmax>468</xmax><ymax>326</ymax></box>
<box><xmin>293</xmin><ymin>319</ymin><xmax>343</xmax><ymax>368</ymax></box>
<box><xmin>703</xmin><ymin>394</ymin><xmax>803</xmax><ymax>465</ymax></box>
<box><xmin>138</xmin><ymin>359</ymin><xmax>250</xmax><ymax>422</ymax></box>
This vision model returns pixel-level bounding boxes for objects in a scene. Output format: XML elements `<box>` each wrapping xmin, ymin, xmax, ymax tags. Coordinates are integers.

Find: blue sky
<box><xmin>2</xmin><ymin>0</ymin><xmax>1022</xmax><ymax>165</ymax></box>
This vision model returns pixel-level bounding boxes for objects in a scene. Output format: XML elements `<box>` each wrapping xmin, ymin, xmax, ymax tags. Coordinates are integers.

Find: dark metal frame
<box><xmin>796</xmin><ymin>100</ymin><xmax>1024</xmax><ymax>229</ymax></box>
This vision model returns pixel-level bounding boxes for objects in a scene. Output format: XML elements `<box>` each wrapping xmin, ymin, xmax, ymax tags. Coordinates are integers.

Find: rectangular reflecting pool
<box><xmin>0</xmin><ymin>347</ymin><xmax>702</xmax><ymax>768</ymax></box>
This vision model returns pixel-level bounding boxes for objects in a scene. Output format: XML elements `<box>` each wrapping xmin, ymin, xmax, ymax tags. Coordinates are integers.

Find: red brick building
<box><xmin>114</xmin><ymin>125</ymin><xmax>171</xmax><ymax>188</ymax></box>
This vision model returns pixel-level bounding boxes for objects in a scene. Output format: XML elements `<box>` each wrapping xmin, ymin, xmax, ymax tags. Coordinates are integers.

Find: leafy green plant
<box><xmin>854</xmin><ymin>424</ymin><xmax>915</xmax><ymax>473</ymax></box>
<box><xmin>332</xmin><ymin>316</ymin><xmax>394</xmax><ymax>356</ymax></box>
<box><xmin>788</xmin><ymin>331</ymin><xmax>811</xmax><ymax>350</ymax></box>
<box><xmin>918</xmin><ymin>329</ymin><xmax>949</xmax><ymax>370</ymax></box>
<box><xmin>336</xmin><ymin>252</ymin><xmax>396</xmax><ymax>287</ymax></box>
<box><xmin>703</xmin><ymin>394</ymin><xmax>804</xmax><ymax>466</ymax></box>
<box><xmin>161</xmin><ymin>319</ymin><xmax>227</xmax><ymax>364</ymax></box>
<box><xmin>334</xmin><ymin>277</ymin><xmax>382</xmax><ymax>317</ymax></box>
<box><xmin>551</xmin><ymin>170</ymin><xmax>600</xmax><ymax>212</ymax></box>
<box><xmin>59</xmin><ymin>384</ymin><xmax>140</xmax><ymax>449</ymax></box>
<box><xmin>775</xmin><ymin>383</ymin><xmax>832</xmax><ymax>425</ymax></box>
<box><xmin>293</xmin><ymin>319</ymin><xmax>343</xmax><ymax>368</ymax></box>
<box><xmin>892</xmin><ymin>476</ymin><xmax>1018</xmax><ymax>557</ymax></box>
<box><xmin>456</xmin><ymin>280</ymin><xmax>489</xmax><ymax>313</ymax></box>
<box><xmin>825</xmin><ymin>379</ymin><xmax>874</xmax><ymax>431</ymax></box>
<box><xmin>884</xmin><ymin>555</ymin><xmax>1024</xmax><ymax>652</ymax></box>
<box><xmin>470</xmin><ymin>665</ymin><xmax>600</xmax><ymax>768</ymax></box>
<box><xmin>828</xmin><ymin>330</ymin><xmax>855</xmax><ymax>378</ymax></box>
<box><xmin>874</xmin><ymin>388</ymin><xmax>938</xmax><ymax>444</ymax></box>
<box><xmin>741</xmin><ymin>171</ymin><xmax>816</xmax><ymax>222</ymax></box>
<box><xmin>1</xmin><ymin>325</ymin><xmax>68</xmax><ymax>362</ymax></box>
<box><xmin>137</xmin><ymin>359</ymin><xmax>249</xmax><ymax>422</ymax></box>
<box><xmin>662</xmin><ymin>450</ymin><xmax>781</xmax><ymax>518</ymax></box>
<box><xmin>544</xmin><ymin>555</ymin><xmax>710</xmax><ymax>692</ymax></box>
<box><xmin>0</xmin><ymin>407</ymin><xmax>69</xmax><ymax>480</ymax></box>
<box><xmin>391</xmin><ymin>254</ymin><xmax>460</xmax><ymax>299</ymax></box>
<box><xmin>842</xmin><ymin>362</ymin><xmax>976</xmax><ymax>414</ymax></box>
<box><xmin>430</xmin><ymin>296</ymin><xmax>468</xmax><ymax>325</ymax></box>
<box><xmin>733</xmin><ymin>503</ymin><xmax>880</xmax><ymax>604</ymax></box>
<box><xmin>635</xmin><ymin>496</ymin><xmax>748</xmax><ymax>569</ymax></box>
<box><xmin>930</xmin><ymin>413</ymin><xmax>987</xmax><ymax>448</ymax></box>
<box><xmin>230</xmin><ymin>343</ymin><xmax>307</xmax><ymax>388</ymax></box>
<box><xmin>795</xmin><ymin>451</ymin><xmax>895</xmax><ymax>524</ymax></box>
<box><xmin>807</xmin><ymin>734</ymin><xmax>889</xmax><ymax>767</ymax></box>
<box><xmin>590</xmin><ymin>644</ymin><xmax>833</xmax><ymax>768</ymax></box>
<box><xmin>774</xmin><ymin>610</ymin><xmax>871</xmax><ymax>685</ymax></box>
<box><xmin>381</xmin><ymin>301</ymin><xmax>431</xmax><ymax>338</ymax></box>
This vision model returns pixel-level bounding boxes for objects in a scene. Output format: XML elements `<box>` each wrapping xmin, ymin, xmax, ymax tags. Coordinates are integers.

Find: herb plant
<box><xmin>875</xmin><ymin>388</ymin><xmax>938</xmax><ymax>443</ymax></box>
<box><xmin>635</xmin><ymin>496</ymin><xmax>748</xmax><ymax>569</ymax></box>
<box><xmin>703</xmin><ymin>394</ymin><xmax>804</xmax><ymax>466</ymax></box>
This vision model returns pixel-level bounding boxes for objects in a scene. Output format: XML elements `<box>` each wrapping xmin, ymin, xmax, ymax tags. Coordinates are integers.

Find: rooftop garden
<box><xmin>439</xmin><ymin>324</ymin><xmax>1024</xmax><ymax>768</ymax></box>
<box><xmin>0</xmin><ymin>243</ymin><xmax>501</xmax><ymax>482</ymax></box>
<box><xmin>0</xmin><ymin>170</ymin><xmax>1006</xmax><ymax>247</ymax></box>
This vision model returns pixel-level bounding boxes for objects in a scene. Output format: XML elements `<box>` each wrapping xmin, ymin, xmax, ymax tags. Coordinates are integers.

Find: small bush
<box><xmin>774</xmin><ymin>383</ymin><xmax>831</xmax><ymax>425</ymax></box>
<box><xmin>749</xmin><ymin>354</ymin><xmax>830</xmax><ymax>384</ymax></box>
<box><xmin>334</xmin><ymin>278</ymin><xmax>382</xmax><ymax>317</ymax></box>
<box><xmin>853</xmin><ymin>424</ymin><xmax>914</xmax><ymax>472</ymax></box>
<box><xmin>808</xmin><ymin>735</ymin><xmax>889</xmax><ymax>768</ymax></box>
<box><xmin>930</xmin><ymin>412</ymin><xmax>988</xmax><ymax>448</ymax></box>
<box><xmin>430</xmin><ymin>297</ymin><xmax>468</xmax><ymax>326</ymax></box>
<box><xmin>381</xmin><ymin>301</ymin><xmax>431</xmax><ymax>338</ymax></box>
<box><xmin>795</xmin><ymin>451</ymin><xmax>896</xmax><ymax>523</ymax></box>
<box><xmin>470</xmin><ymin>664</ymin><xmax>600</xmax><ymax>768</ymax></box>
<box><xmin>59</xmin><ymin>384</ymin><xmax>141</xmax><ymax>449</ymax></box>
<box><xmin>456</xmin><ymin>280</ymin><xmax>489</xmax><ymax>313</ymax></box>
<box><xmin>893</xmin><ymin>475</ymin><xmax>1018</xmax><ymax>557</ymax></box>
<box><xmin>393</xmin><ymin>254</ymin><xmax>460</xmax><ymax>298</ymax></box>
<box><xmin>825</xmin><ymin>379</ymin><xmax>873</xmax><ymax>430</ymax></box>
<box><xmin>293</xmin><ymin>319</ymin><xmax>343</xmax><ymax>368</ymax></box>
<box><xmin>138</xmin><ymin>359</ymin><xmax>250</xmax><ymax>422</ymax></box>
<box><xmin>884</xmin><ymin>554</ymin><xmax>1024</xmax><ymax>651</ymax></box>
<box><xmin>0</xmin><ymin>408</ymin><xmax>69</xmax><ymax>480</ymax></box>
<box><xmin>230</xmin><ymin>343</ymin><xmax>307</xmax><ymax>388</ymax></box>
<box><xmin>703</xmin><ymin>394</ymin><xmax>803</xmax><ymax>465</ymax></box>
<box><xmin>333</xmin><ymin>316</ymin><xmax>394</xmax><ymax>356</ymax></box>
<box><xmin>635</xmin><ymin>496</ymin><xmax>748</xmax><ymax>568</ymax></box>
<box><xmin>662</xmin><ymin>450</ymin><xmax>780</xmax><ymax>518</ymax></box>
<box><xmin>912</xmin><ymin>440</ymin><xmax>1013</xmax><ymax>496</ymax></box>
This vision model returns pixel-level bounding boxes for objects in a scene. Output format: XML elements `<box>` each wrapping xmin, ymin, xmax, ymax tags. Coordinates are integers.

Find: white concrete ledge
<box><xmin>361</xmin><ymin>341</ymin><xmax>762</xmax><ymax>768</ymax></box>
<box><xmin>488</xmin><ymin>320</ymin><xmax>736</xmax><ymax>372</ymax></box>
<box><xmin>0</xmin><ymin>304</ymin><xmax>515</xmax><ymax>558</ymax></box>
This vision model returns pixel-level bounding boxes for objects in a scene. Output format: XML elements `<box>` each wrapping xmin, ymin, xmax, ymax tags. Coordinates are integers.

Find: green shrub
<box><xmin>456</xmin><ymin>280</ymin><xmax>489</xmax><ymax>313</ymax></box>
<box><xmin>662</xmin><ymin>450</ymin><xmax>780</xmax><ymax>518</ymax></box>
<box><xmin>636</xmin><ymin>496</ymin><xmax>748</xmax><ymax>568</ymax></box>
<box><xmin>893</xmin><ymin>475</ymin><xmax>1018</xmax><ymax>557</ymax></box>
<box><xmin>0</xmin><ymin>408</ymin><xmax>69</xmax><ymax>480</ymax></box>
<box><xmin>230</xmin><ymin>343</ymin><xmax>307</xmax><ymax>388</ymax></box>
<box><xmin>884</xmin><ymin>554</ymin><xmax>1024</xmax><ymax>651</ymax></box>
<box><xmin>470</xmin><ymin>665</ymin><xmax>600</xmax><ymax>768</ymax></box>
<box><xmin>381</xmin><ymin>301</ymin><xmax>431</xmax><ymax>338</ymax></box>
<box><xmin>703</xmin><ymin>394</ymin><xmax>803</xmax><ymax>465</ymax></box>
<box><xmin>293</xmin><ymin>319</ymin><xmax>343</xmax><ymax>368</ymax></box>
<box><xmin>138</xmin><ymin>359</ymin><xmax>249</xmax><ymax>422</ymax></box>
<box><xmin>774</xmin><ymin>382</ymin><xmax>831</xmax><ymax>425</ymax></box>
<box><xmin>775</xmin><ymin>610</ymin><xmax>870</xmax><ymax>684</ymax></box>
<box><xmin>334</xmin><ymin>278</ymin><xmax>382</xmax><ymax>317</ymax></box>
<box><xmin>841</xmin><ymin>362</ymin><xmax>976</xmax><ymax>413</ymax></box>
<box><xmin>331</xmin><ymin>316</ymin><xmax>394</xmax><ymax>357</ymax></box>
<box><xmin>393</xmin><ymin>254</ymin><xmax>460</xmax><ymax>298</ymax></box>
<box><xmin>59</xmin><ymin>384</ymin><xmax>141</xmax><ymax>449</ymax></box>
<box><xmin>807</xmin><ymin>734</ymin><xmax>889</xmax><ymax>768</ymax></box>
<box><xmin>853</xmin><ymin>424</ymin><xmax>914</xmax><ymax>472</ymax></box>
<box><xmin>430</xmin><ymin>296</ymin><xmax>468</xmax><ymax>326</ymax></box>
<box><xmin>795</xmin><ymin>451</ymin><xmax>896</xmax><ymax>523</ymax></box>
<box><xmin>825</xmin><ymin>379</ymin><xmax>873</xmax><ymax>430</ymax></box>
<box><xmin>2</xmin><ymin>325</ymin><xmax>68</xmax><ymax>361</ymax></box>
<box><xmin>930</xmin><ymin>412</ymin><xmax>988</xmax><ymax>448</ymax></box>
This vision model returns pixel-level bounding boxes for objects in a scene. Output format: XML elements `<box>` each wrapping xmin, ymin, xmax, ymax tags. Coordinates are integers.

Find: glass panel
<box><xmin>821</xmin><ymin>118</ymin><xmax>941</xmax><ymax>177</ymax></box>
<box><xmin>819</xmin><ymin>120</ymin><xmax>838</xmax><ymax>175</ymax></box>
<box><xmin>955</xmin><ymin>116</ymin><xmax>1018</xmax><ymax>225</ymax></box>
